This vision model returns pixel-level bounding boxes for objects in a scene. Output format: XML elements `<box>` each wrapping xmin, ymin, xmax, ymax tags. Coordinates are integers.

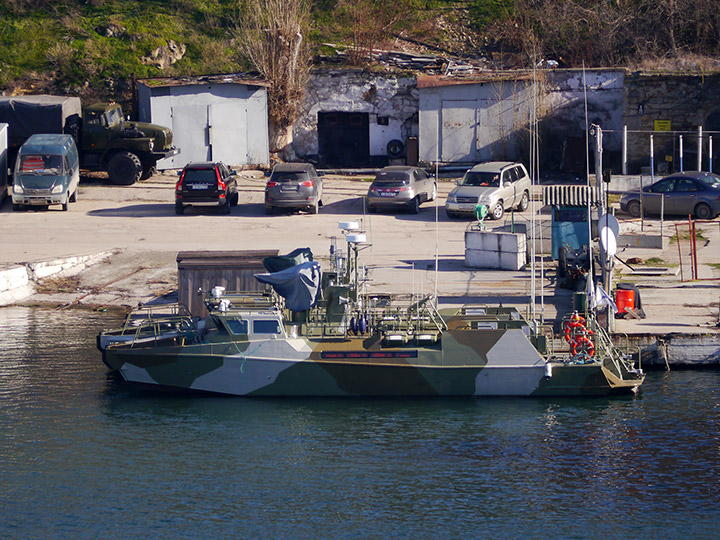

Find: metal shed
<box><xmin>417</xmin><ymin>74</ymin><xmax>534</xmax><ymax>165</ymax></box>
<box><xmin>177</xmin><ymin>250</ymin><xmax>278</xmax><ymax>317</ymax></box>
<box><xmin>137</xmin><ymin>74</ymin><xmax>271</xmax><ymax>170</ymax></box>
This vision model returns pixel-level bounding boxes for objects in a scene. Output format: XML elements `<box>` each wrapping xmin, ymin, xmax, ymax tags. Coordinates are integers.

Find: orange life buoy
<box><xmin>571</xmin><ymin>335</ymin><xmax>595</xmax><ymax>356</ymax></box>
<box><xmin>563</xmin><ymin>313</ymin><xmax>586</xmax><ymax>342</ymax></box>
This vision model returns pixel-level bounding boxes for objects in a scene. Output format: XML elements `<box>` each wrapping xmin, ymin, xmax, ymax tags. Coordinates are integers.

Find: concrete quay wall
<box><xmin>0</xmin><ymin>252</ymin><xmax>112</xmax><ymax>307</ymax></box>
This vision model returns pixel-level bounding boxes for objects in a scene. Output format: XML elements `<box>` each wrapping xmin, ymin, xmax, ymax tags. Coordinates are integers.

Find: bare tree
<box><xmin>238</xmin><ymin>0</ymin><xmax>310</xmax><ymax>157</ymax></box>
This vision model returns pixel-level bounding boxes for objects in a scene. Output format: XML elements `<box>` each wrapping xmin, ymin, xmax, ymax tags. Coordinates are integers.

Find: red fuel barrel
<box><xmin>616</xmin><ymin>289</ymin><xmax>635</xmax><ymax>313</ymax></box>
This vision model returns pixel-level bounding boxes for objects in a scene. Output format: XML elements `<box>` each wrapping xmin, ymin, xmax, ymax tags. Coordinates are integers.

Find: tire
<box><xmin>265</xmin><ymin>205</ymin><xmax>274</xmax><ymax>215</ymax></box>
<box><xmin>429</xmin><ymin>183</ymin><xmax>437</xmax><ymax>202</ymax></box>
<box><xmin>231</xmin><ymin>192</ymin><xmax>239</xmax><ymax>207</ymax></box>
<box><xmin>626</xmin><ymin>200</ymin><xmax>641</xmax><ymax>218</ymax></box>
<box><xmin>368</xmin><ymin>204</ymin><xmax>377</xmax><ymax>213</ymax></box>
<box><xmin>175</xmin><ymin>203</ymin><xmax>184</xmax><ymax>215</ymax></box>
<box><xmin>387</xmin><ymin>139</ymin><xmax>404</xmax><ymax>159</ymax></box>
<box><xmin>107</xmin><ymin>151</ymin><xmax>143</xmax><ymax>185</ymax></box>
<box><xmin>446</xmin><ymin>209</ymin><xmax>455</xmax><ymax>219</ymax></box>
<box><xmin>12</xmin><ymin>203</ymin><xmax>21</xmax><ymax>212</ymax></box>
<box><xmin>61</xmin><ymin>198</ymin><xmax>69</xmax><ymax>212</ymax></box>
<box><xmin>408</xmin><ymin>196</ymin><xmax>420</xmax><ymax>214</ymax></box>
<box><xmin>491</xmin><ymin>201</ymin><xmax>504</xmax><ymax>220</ymax></box>
<box><xmin>220</xmin><ymin>201</ymin><xmax>231</xmax><ymax>215</ymax></box>
<box><xmin>309</xmin><ymin>199</ymin><xmax>319</xmax><ymax>214</ymax></box>
<box><xmin>694</xmin><ymin>202</ymin><xmax>713</xmax><ymax>220</ymax></box>
<box><xmin>140</xmin><ymin>165</ymin><xmax>156</xmax><ymax>181</ymax></box>
<box><xmin>517</xmin><ymin>191</ymin><xmax>529</xmax><ymax>212</ymax></box>
<box><xmin>69</xmin><ymin>189</ymin><xmax>77</xmax><ymax>203</ymax></box>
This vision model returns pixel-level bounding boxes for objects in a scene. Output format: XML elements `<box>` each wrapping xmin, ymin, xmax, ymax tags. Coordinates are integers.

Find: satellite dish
<box><xmin>598</xmin><ymin>213</ymin><xmax>620</xmax><ymax>237</ymax></box>
<box><xmin>599</xmin><ymin>225</ymin><xmax>617</xmax><ymax>257</ymax></box>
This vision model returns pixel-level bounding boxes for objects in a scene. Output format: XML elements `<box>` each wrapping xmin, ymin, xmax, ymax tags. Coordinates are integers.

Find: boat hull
<box><xmin>105</xmin><ymin>338</ymin><xmax>637</xmax><ymax>398</ymax></box>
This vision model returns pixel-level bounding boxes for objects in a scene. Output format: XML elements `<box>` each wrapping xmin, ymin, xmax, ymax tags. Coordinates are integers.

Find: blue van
<box><xmin>12</xmin><ymin>133</ymin><xmax>80</xmax><ymax>211</ymax></box>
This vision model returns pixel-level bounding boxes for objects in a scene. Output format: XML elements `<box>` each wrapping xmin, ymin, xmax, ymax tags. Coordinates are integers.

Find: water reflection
<box><xmin>0</xmin><ymin>306</ymin><xmax>719</xmax><ymax>539</ymax></box>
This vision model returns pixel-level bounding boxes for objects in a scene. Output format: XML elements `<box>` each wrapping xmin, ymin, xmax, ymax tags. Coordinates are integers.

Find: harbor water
<box><xmin>1</xmin><ymin>306</ymin><xmax>719</xmax><ymax>539</ymax></box>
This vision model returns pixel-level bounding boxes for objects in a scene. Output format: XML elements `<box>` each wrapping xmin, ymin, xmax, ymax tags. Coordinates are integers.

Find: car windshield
<box><xmin>183</xmin><ymin>168</ymin><xmax>216</xmax><ymax>183</ymax></box>
<box><xmin>374</xmin><ymin>172</ymin><xmax>410</xmax><ymax>184</ymax></box>
<box><xmin>17</xmin><ymin>154</ymin><xmax>65</xmax><ymax>176</ymax></box>
<box><xmin>696</xmin><ymin>173</ymin><xmax>720</xmax><ymax>188</ymax></box>
<box><xmin>272</xmin><ymin>172</ymin><xmax>308</xmax><ymax>182</ymax></box>
<box><xmin>462</xmin><ymin>171</ymin><xmax>500</xmax><ymax>187</ymax></box>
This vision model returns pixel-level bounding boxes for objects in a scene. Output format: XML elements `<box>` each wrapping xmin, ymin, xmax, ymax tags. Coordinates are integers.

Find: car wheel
<box><xmin>446</xmin><ymin>209</ymin><xmax>455</xmax><ymax>219</ymax></box>
<box><xmin>175</xmin><ymin>203</ymin><xmax>184</xmax><ymax>215</ymax></box>
<box><xmin>517</xmin><ymin>191</ymin><xmax>529</xmax><ymax>212</ymax></box>
<box><xmin>491</xmin><ymin>201</ymin><xmax>504</xmax><ymax>220</ymax></box>
<box><xmin>12</xmin><ymin>203</ymin><xmax>21</xmax><ymax>212</ymax></box>
<box><xmin>140</xmin><ymin>166</ymin><xmax>156</xmax><ymax>181</ymax></box>
<box><xmin>107</xmin><ymin>151</ymin><xmax>143</xmax><ymax>185</ymax></box>
<box><xmin>626</xmin><ymin>200</ymin><xmax>641</xmax><ymax>218</ymax></box>
<box><xmin>368</xmin><ymin>204</ymin><xmax>377</xmax><ymax>213</ymax></box>
<box><xmin>409</xmin><ymin>196</ymin><xmax>420</xmax><ymax>214</ymax></box>
<box><xmin>309</xmin><ymin>200</ymin><xmax>319</xmax><ymax>214</ymax></box>
<box><xmin>231</xmin><ymin>192</ymin><xmax>239</xmax><ymax>207</ymax></box>
<box><xmin>69</xmin><ymin>189</ymin><xmax>77</xmax><ymax>203</ymax></box>
<box><xmin>429</xmin><ymin>183</ymin><xmax>437</xmax><ymax>202</ymax></box>
<box><xmin>221</xmin><ymin>201</ymin><xmax>231</xmax><ymax>215</ymax></box>
<box><xmin>695</xmin><ymin>202</ymin><xmax>713</xmax><ymax>220</ymax></box>
<box><xmin>265</xmin><ymin>205</ymin><xmax>274</xmax><ymax>215</ymax></box>
<box><xmin>61</xmin><ymin>199</ymin><xmax>69</xmax><ymax>211</ymax></box>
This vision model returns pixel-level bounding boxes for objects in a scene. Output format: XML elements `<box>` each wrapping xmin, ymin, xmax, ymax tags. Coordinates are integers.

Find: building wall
<box><xmin>623</xmin><ymin>73</ymin><xmax>720</xmax><ymax>173</ymax></box>
<box><xmin>541</xmin><ymin>70</ymin><xmax>625</xmax><ymax>172</ymax></box>
<box><xmin>137</xmin><ymin>82</ymin><xmax>269</xmax><ymax>169</ymax></box>
<box><xmin>293</xmin><ymin>69</ymin><xmax>418</xmax><ymax>163</ymax></box>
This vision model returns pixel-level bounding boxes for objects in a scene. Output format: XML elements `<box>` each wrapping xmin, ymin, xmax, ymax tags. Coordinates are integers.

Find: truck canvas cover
<box><xmin>0</xmin><ymin>95</ymin><xmax>82</xmax><ymax>146</ymax></box>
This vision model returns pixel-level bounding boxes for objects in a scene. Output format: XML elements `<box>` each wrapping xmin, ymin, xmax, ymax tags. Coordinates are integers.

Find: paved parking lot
<box><xmin>2</xmin><ymin>169</ymin><xmax>718</xmax><ymax>339</ymax></box>
<box><xmin>1</xmin><ymin>170</ymin><xmax>551</xmax><ymax>312</ymax></box>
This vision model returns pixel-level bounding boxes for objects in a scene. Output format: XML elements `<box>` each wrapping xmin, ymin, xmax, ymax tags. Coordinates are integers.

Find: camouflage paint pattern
<box><xmin>103</xmin><ymin>315</ymin><xmax>643</xmax><ymax>397</ymax></box>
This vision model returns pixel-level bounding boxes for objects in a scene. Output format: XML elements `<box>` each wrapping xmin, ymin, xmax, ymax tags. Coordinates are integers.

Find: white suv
<box><xmin>445</xmin><ymin>161</ymin><xmax>531</xmax><ymax>220</ymax></box>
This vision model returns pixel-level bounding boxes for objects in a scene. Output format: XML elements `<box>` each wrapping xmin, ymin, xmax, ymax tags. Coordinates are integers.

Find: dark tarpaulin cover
<box><xmin>262</xmin><ymin>247</ymin><xmax>313</xmax><ymax>273</ymax></box>
<box><xmin>254</xmin><ymin>261</ymin><xmax>322</xmax><ymax>312</ymax></box>
<box><xmin>0</xmin><ymin>95</ymin><xmax>82</xmax><ymax>145</ymax></box>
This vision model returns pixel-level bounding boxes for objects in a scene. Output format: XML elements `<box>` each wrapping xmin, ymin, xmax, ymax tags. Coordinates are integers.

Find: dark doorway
<box><xmin>318</xmin><ymin>112</ymin><xmax>370</xmax><ymax>168</ymax></box>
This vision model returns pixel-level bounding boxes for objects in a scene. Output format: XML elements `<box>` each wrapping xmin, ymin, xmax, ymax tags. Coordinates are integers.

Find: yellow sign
<box><xmin>654</xmin><ymin>120</ymin><xmax>671</xmax><ymax>131</ymax></box>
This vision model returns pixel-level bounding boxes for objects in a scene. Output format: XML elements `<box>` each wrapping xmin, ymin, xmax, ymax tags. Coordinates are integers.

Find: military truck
<box><xmin>0</xmin><ymin>95</ymin><xmax>178</xmax><ymax>185</ymax></box>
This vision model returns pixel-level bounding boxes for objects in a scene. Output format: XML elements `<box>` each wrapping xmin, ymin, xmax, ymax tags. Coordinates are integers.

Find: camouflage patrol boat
<box><xmin>99</xmin><ymin>237</ymin><xmax>644</xmax><ymax>397</ymax></box>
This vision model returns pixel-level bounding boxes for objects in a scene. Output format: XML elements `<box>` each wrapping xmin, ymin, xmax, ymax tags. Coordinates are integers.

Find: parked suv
<box><xmin>445</xmin><ymin>161</ymin><xmax>530</xmax><ymax>220</ymax></box>
<box><xmin>175</xmin><ymin>161</ymin><xmax>239</xmax><ymax>215</ymax></box>
<box><xmin>265</xmin><ymin>163</ymin><xmax>323</xmax><ymax>214</ymax></box>
<box><xmin>366</xmin><ymin>165</ymin><xmax>437</xmax><ymax>214</ymax></box>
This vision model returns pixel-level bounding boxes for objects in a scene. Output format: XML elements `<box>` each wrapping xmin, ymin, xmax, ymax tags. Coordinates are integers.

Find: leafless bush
<box><xmin>237</xmin><ymin>0</ymin><xmax>311</xmax><ymax>155</ymax></box>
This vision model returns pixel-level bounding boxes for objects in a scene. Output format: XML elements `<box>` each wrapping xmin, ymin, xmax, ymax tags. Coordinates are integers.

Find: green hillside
<box><xmin>1</xmin><ymin>0</ymin><xmax>719</xmax><ymax>102</ymax></box>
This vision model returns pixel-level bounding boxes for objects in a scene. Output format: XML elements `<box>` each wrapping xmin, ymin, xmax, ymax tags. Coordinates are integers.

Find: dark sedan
<box><xmin>620</xmin><ymin>171</ymin><xmax>720</xmax><ymax>219</ymax></box>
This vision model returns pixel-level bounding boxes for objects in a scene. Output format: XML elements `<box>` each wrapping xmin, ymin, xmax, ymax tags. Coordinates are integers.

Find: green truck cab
<box><xmin>80</xmin><ymin>102</ymin><xmax>178</xmax><ymax>184</ymax></box>
<box><xmin>0</xmin><ymin>95</ymin><xmax>178</xmax><ymax>186</ymax></box>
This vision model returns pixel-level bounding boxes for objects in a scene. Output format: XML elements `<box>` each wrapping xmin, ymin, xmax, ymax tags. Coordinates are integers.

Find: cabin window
<box><xmin>226</xmin><ymin>319</ymin><xmax>248</xmax><ymax>335</ymax></box>
<box><xmin>253</xmin><ymin>320</ymin><xmax>281</xmax><ymax>334</ymax></box>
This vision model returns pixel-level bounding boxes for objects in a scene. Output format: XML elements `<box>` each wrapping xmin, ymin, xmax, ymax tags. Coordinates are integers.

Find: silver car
<box><xmin>445</xmin><ymin>161</ymin><xmax>531</xmax><ymax>220</ymax></box>
<box><xmin>367</xmin><ymin>166</ymin><xmax>437</xmax><ymax>214</ymax></box>
<box><xmin>619</xmin><ymin>171</ymin><xmax>720</xmax><ymax>219</ymax></box>
<box><xmin>265</xmin><ymin>163</ymin><xmax>323</xmax><ymax>214</ymax></box>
